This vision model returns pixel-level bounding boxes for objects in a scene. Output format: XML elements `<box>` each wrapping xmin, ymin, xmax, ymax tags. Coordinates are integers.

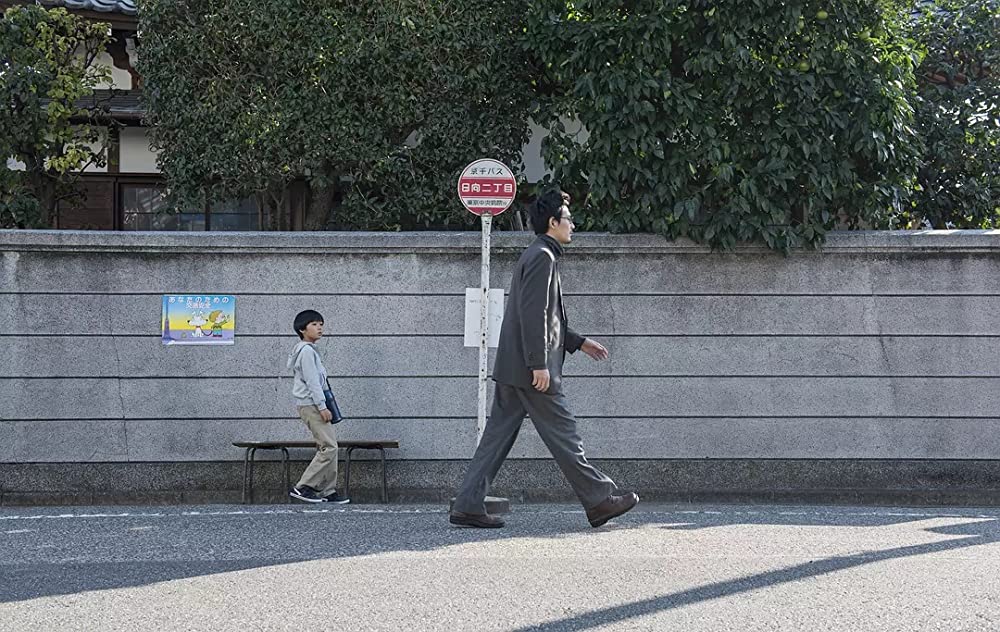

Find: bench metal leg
<box><xmin>248</xmin><ymin>448</ymin><xmax>258</xmax><ymax>504</ymax></box>
<box><xmin>239</xmin><ymin>443</ymin><xmax>392</xmax><ymax>505</ymax></box>
<box><xmin>378</xmin><ymin>447</ymin><xmax>388</xmax><ymax>503</ymax></box>
<box><xmin>241</xmin><ymin>448</ymin><xmax>251</xmax><ymax>505</ymax></box>
<box><xmin>281</xmin><ymin>447</ymin><xmax>290</xmax><ymax>503</ymax></box>
<box><xmin>344</xmin><ymin>446</ymin><xmax>354</xmax><ymax>499</ymax></box>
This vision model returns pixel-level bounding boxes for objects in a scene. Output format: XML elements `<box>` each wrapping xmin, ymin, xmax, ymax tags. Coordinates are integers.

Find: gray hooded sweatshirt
<box><xmin>287</xmin><ymin>341</ymin><xmax>328</xmax><ymax>410</ymax></box>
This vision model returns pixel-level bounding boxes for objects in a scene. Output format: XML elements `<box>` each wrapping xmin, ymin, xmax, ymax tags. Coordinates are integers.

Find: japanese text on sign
<box><xmin>460</xmin><ymin>182</ymin><xmax>515</xmax><ymax>195</ymax></box>
<box><xmin>467</xmin><ymin>166</ymin><xmax>507</xmax><ymax>176</ymax></box>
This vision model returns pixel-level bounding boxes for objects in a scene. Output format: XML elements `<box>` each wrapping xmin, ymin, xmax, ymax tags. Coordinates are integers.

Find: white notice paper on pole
<box><xmin>464</xmin><ymin>288</ymin><xmax>504</xmax><ymax>348</ymax></box>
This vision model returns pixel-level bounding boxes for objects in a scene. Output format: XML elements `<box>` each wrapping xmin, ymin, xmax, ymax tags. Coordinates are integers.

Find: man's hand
<box><xmin>531</xmin><ymin>369</ymin><xmax>551</xmax><ymax>392</ymax></box>
<box><xmin>581</xmin><ymin>338</ymin><xmax>609</xmax><ymax>361</ymax></box>
<box><xmin>320</xmin><ymin>408</ymin><xmax>333</xmax><ymax>423</ymax></box>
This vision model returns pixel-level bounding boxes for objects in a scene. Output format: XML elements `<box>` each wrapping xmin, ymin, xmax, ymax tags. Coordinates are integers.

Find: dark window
<box><xmin>121</xmin><ymin>184</ymin><xmax>192</xmax><ymax>230</ymax></box>
<box><xmin>209</xmin><ymin>196</ymin><xmax>260</xmax><ymax>231</ymax></box>
<box><xmin>120</xmin><ymin>184</ymin><xmax>260</xmax><ymax>231</ymax></box>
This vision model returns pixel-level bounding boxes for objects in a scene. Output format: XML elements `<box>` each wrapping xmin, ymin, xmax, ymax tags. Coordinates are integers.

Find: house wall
<box><xmin>120</xmin><ymin>128</ymin><xmax>159</xmax><ymax>174</ymax></box>
<box><xmin>94</xmin><ymin>50</ymin><xmax>132</xmax><ymax>90</ymax></box>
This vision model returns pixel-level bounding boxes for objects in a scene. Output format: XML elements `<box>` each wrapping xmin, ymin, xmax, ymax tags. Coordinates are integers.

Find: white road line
<box><xmin>0</xmin><ymin>508</ymin><xmax>449</xmax><ymax>521</ymax></box>
<box><xmin>0</xmin><ymin>507</ymin><xmax>997</xmax><ymax>522</ymax></box>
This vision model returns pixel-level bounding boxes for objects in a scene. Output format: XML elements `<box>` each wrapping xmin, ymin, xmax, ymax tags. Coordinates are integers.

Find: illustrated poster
<box><xmin>161</xmin><ymin>295</ymin><xmax>236</xmax><ymax>345</ymax></box>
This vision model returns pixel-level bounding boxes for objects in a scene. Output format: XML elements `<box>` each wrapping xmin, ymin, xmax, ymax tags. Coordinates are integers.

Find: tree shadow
<box><xmin>506</xmin><ymin>511</ymin><xmax>1000</xmax><ymax>631</ymax></box>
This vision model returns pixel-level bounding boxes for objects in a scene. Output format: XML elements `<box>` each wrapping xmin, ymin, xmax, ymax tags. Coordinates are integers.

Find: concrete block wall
<box><xmin>2</xmin><ymin>229</ymin><xmax>999</xmax><ymax>505</ymax></box>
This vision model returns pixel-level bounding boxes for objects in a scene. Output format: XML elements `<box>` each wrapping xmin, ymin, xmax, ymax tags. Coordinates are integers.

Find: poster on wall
<box><xmin>161</xmin><ymin>295</ymin><xmax>236</xmax><ymax>345</ymax></box>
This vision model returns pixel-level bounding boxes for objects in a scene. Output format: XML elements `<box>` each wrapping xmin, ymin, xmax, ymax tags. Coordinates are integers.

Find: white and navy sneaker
<box><xmin>289</xmin><ymin>485</ymin><xmax>324</xmax><ymax>503</ymax></box>
<box><xmin>322</xmin><ymin>491</ymin><xmax>351</xmax><ymax>504</ymax></box>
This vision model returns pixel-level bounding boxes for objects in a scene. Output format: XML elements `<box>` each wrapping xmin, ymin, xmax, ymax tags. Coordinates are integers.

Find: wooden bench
<box><xmin>233</xmin><ymin>440</ymin><xmax>400</xmax><ymax>504</ymax></box>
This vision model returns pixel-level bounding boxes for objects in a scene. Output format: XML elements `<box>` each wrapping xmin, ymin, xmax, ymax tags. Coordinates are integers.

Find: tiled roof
<box><xmin>80</xmin><ymin>89</ymin><xmax>145</xmax><ymax>120</ymax></box>
<box><xmin>39</xmin><ymin>90</ymin><xmax>145</xmax><ymax>122</ymax></box>
<box><xmin>40</xmin><ymin>0</ymin><xmax>137</xmax><ymax>16</ymax></box>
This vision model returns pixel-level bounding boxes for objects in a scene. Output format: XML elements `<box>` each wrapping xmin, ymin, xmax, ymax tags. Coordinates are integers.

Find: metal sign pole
<box><xmin>454</xmin><ymin>158</ymin><xmax>513</xmax><ymax>515</ymax></box>
<box><xmin>477</xmin><ymin>212</ymin><xmax>492</xmax><ymax>444</ymax></box>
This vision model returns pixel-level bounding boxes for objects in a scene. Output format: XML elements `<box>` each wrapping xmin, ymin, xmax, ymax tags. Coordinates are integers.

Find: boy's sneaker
<box><xmin>322</xmin><ymin>491</ymin><xmax>350</xmax><ymax>504</ymax></box>
<box><xmin>289</xmin><ymin>485</ymin><xmax>324</xmax><ymax>503</ymax></box>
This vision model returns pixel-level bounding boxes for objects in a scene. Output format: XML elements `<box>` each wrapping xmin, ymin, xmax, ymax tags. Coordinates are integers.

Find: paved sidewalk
<box><xmin>2</xmin><ymin>503</ymin><xmax>1000</xmax><ymax>631</ymax></box>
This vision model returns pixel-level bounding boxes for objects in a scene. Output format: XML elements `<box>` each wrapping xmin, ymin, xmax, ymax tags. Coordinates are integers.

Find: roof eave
<box><xmin>0</xmin><ymin>1</ymin><xmax>138</xmax><ymax>29</ymax></box>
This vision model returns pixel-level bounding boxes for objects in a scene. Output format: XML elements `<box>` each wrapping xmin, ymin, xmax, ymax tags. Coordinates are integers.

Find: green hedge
<box><xmin>139</xmin><ymin>0</ymin><xmax>536</xmax><ymax>230</ymax></box>
<box><xmin>526</xmin><ymin>0</ymin><xmax>922</xmax><ymax>250</ymax></box>
<box><xmin>48</xmin><ymin>0</ymin><xmax>997</xmax><ymax>246</ymax></box>
<box><xmin>895</xmin><ymin>0</ymin><xmax>1000</xmax><ymax>229</ymax></box>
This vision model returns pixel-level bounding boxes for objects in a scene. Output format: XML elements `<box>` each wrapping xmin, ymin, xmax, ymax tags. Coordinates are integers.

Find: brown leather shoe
<box><xmin>449</xmin><ymin>511</ymin><xmax>505</xmax><ymax>528</ymax></box>
<box><xmin>585</xmin><ymin>492</ymin><xmax>639</xmax><ymax>528</ymax></box>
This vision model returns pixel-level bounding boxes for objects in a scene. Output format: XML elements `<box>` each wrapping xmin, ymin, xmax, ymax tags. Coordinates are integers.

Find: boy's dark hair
<box><xmin>527</xmin><ymin>188</ymin><xmax>570</xmax><ymax>235</ymax></box>
<box><xmin>294</xmin><ymin>309</ymin><xmax>324</xmax><ymax>339</ymax></box>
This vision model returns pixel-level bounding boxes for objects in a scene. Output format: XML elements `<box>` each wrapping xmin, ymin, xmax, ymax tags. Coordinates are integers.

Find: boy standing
<box><xmin>287</xmin><ymin>309</ymin><xmax>349</xmax><ymax>504</ymax></box>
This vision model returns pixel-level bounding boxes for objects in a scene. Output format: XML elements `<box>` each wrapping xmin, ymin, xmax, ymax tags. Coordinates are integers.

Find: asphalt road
<box><xmin>3</xmin><ymin>503</ymin><xmax>1000</xmax><ymax>631</ymax></box>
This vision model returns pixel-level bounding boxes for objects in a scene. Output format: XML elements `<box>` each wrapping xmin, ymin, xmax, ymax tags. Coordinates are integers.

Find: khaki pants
<box><xmin>296</xmin><ymin>405</ymin><xmax>339</xmax><ymax>495</ymax></box>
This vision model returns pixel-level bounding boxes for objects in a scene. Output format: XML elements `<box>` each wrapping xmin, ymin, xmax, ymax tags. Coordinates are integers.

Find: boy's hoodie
<box><xmin>288</xmin><ymin>340</ymin><xmax>328</xmax><ymax>410</ymax></box>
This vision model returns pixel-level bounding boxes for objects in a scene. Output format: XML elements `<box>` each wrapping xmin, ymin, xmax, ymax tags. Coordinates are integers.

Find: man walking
<box><xmin>450</xmin><ymin>189</ymin><xmax>639</xmax><ymax>528</ymax></box>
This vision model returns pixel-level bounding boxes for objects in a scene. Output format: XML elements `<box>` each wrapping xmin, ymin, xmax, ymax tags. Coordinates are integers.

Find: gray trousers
<box><xmin>453</xmin><ymin>382</ymin><xmax>616</xmax><ymax>514</ymax></box>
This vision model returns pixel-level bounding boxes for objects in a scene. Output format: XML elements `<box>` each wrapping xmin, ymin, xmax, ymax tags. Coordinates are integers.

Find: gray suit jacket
<box><xmin>493</xmin><ymin>235</ymin><xmax>585</xmax><ymax>393</ymax></box>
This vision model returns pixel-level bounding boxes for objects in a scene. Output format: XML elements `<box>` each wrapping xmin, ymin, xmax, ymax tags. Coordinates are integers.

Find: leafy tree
<box><xmin>525</xmin><ymin>0</ymin><xmax>921</xmax><ymax>250</ymax></box>
<box><xmin>892</xmin><ymin>0</ymin><xmax>999</xmax><ymax>228</ymax></box>
<box><xmin>0</xmin><ymin>5</ymin><xmax>112</xmax><ymax>228</ymax></box>
<box><xmin>139</xmin><ymin>0</ymin><xmax>536</xmax><ymax>230</ymax></box>
<box><xmin>0</xmin><ymin>168</ymin><xmax>41</xmax><ymax>228</ymax></box>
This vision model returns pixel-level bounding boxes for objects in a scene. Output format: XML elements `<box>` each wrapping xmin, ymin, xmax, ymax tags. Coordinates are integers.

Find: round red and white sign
<box><xmin>457</xmin><ymin>159</ymin><xmax>516</xmax><ymax>216</ymax></box>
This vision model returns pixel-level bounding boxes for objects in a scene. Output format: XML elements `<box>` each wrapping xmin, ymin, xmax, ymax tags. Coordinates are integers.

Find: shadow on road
<box><xmin>506</xmin><ymin>510</ymin><xmax>1000</xmax><ymax>631</ymax></box>
<box><xmin>2</xmin><ymin>504</ymin><xmax>998</xmax><ymax>616</ymax></box>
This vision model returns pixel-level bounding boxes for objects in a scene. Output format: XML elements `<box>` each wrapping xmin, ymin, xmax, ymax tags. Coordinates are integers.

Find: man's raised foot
<box><xmin>586</xmin><ymin>492</ymin><xmax>639</xmax><ymax>528</ymax></box>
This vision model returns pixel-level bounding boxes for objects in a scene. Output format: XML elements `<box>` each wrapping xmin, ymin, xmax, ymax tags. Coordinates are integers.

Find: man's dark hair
<box><xmin>293</xmin><ymin>309</ymin><xmax>324</xmax><ymax>339</ymax></box>
<box><xmin>527</xmin><ymin>188</ymin><xmax>570</xmax><ymax>235</ymax></box>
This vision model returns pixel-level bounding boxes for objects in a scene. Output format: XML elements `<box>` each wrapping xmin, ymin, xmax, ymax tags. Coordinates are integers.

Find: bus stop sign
<box><xmin>458</xmin><ymin>159</ymin><xmax>516</xmax><ymax>216</ymax></box>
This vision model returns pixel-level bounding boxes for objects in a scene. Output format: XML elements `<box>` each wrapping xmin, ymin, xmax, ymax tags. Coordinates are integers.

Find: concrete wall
<box><xmin>2</xmin><ymin>229</ymin><xmax>1000</xmax><ymax>504</ymax></box>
